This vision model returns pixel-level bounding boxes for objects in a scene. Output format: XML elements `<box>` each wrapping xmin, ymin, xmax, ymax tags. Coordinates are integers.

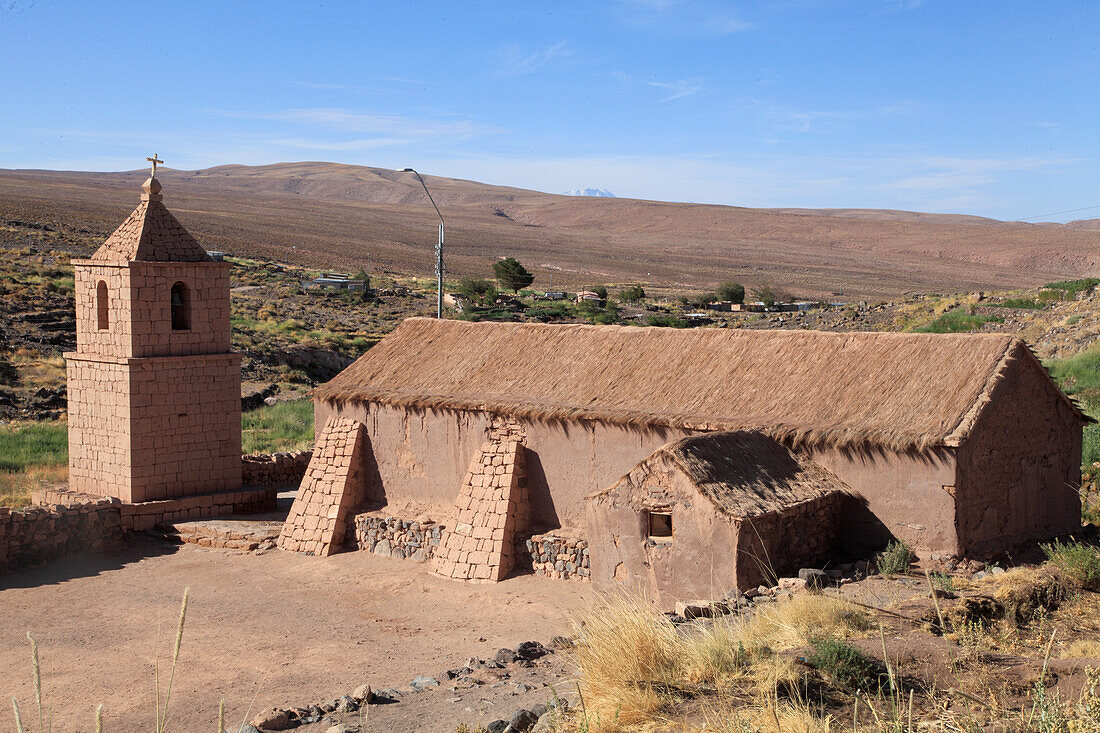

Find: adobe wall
<box><xmin>955</xmin><ymin>355</ymin><xmax>1083</xmax><ymax>557</ymax></box>
<box><xmin>66</xmin><ymin>355</ymin><xmax>133</xmax><ymax>500</ymax></box>
<box><xmin>804</xmin><ymin>445</ymin><xmax>958</xmax><ymax>556</ymax></box>
<box><xmin>242</xmin><ymin>450</ymin><xmax>312</xmax><ymax>487</ymax></box>
<box><xmin>735</xmin><ymin>493</ymin><xmax>847</xmax><ymax>589</ymax></box>
<box><xmin>585</xmin><ymin>470</ymin><xmax>741</xmax><ymax>611</ymax></box>
<box><xmin>127</xmin><ymin>353</ymin><xmax>242</xmax><ymax>501</ymax></box>
<box><xmin>316</xmin><ymin>400</ymin><xmax>696</xmax><ymax>532</ymax></box>
<box><xmin>73</xmin><ymin>260</ymin><xmax>232</xmax><ymax>359</ymax></box>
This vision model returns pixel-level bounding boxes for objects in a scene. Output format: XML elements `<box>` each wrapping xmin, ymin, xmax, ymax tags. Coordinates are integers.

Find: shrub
<box><xmin>807</xmin><ymin>637</ymin><xmax>882</xmax><ymax>691</ymax></box>
<box><xmin>876</xmin><ymin>541</ymin><xmax>914</xmax><ymax>576</ymax></box>
<box><xmin>646</xmin><ymin>314</ymin><xmax>688</xmax><ymax>328</ymax></box>
<box><xmin>618</xmin><ymin>284</ymin><xmax>646</xmax><ymax>304</ymax></box>
<box><xmin>592</xmin><ymin>285</ymin><xmax>608</xmax><ymax>300</ymax></box>
<box><xmin>1042</xmin><ymin>539</ymin><xmax>1100</xmax><ymax>591</ymax></box>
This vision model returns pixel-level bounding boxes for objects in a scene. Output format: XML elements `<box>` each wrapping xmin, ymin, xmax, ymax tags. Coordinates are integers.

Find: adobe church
<box><xmin>64</xmin><ymin>158</ymin><xmax>262</xmax><ymax>518</ymax></box>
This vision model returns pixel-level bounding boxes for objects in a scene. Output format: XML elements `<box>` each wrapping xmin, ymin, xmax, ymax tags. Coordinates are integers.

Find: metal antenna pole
<box><xmin>400</xmin><ymin>168</ymin><xmax>445</xmax><ymax>318</ymax></box>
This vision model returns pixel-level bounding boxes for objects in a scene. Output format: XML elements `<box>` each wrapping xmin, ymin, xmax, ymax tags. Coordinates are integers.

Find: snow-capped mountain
<box><xmin>564</xmin><ymin>188</ymin><xmax>616</xmax><ymax>198</ymax></box>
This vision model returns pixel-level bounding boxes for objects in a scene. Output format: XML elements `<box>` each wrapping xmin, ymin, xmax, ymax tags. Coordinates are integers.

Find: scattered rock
<box><xmin>516</xmin><ymin>641</ymin><xmax>548</xmax><ymax>661</ymax></box>
<box><xmin>496</xmin><ymin>647</ymin><xmax>519</xmax><ymax>665</ymax></box>
<box><xmin>548</xmin><ymin>635</ymin><xmax>574</xmax><ymax>650</ymax></box>
<box><xmin>335</xmin><ymin>694</ymin><xmax>359</xmax><ymax>712</ymax></box>
<box><xmin>250</xmin><ymin>708</ymin><xmax>290</xmax><ymax>731</ymax></box>
<box><xmin>778</xmin><ymin>577</ymin><xmax>808</xmax><ymax>592</ymax></box>
<box><xmin>487</xmin><ymin>720</ymin><xmax>509</xmax><ymax>733</ymax></box>
<box><xmin>798</xmin><ymin>568</ymin><xmax>830</xmax><ymax>591</ymax></box>
<box><xmin>410</xmin><ymin>675</ymin><xmax>440</xmax><ymax>691</ymax></box>
<box><xmin>508</xmin><ymin>708</ymin><xmax>539</xmax><ymax>732</ymax></box>
<box><xmin>675</xmin><ymin>600</ymin><xmax>720</xmax><ymax>619</ymax></box>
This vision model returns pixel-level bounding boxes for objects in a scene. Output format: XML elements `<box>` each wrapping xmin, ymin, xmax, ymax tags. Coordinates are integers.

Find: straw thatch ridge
<box><xmin>314</xmin><ymin>318</ymin><xmax>1089</xmax><ymax>451</ymax></box>
<box><xmin>590</xmin><ymin>430</ymin><xmax>851</xmax><ymax>518</ymax></box>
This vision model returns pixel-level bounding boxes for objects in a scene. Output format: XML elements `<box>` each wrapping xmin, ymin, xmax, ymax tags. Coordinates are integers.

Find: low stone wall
<box><xmin>0</xmin><ymin>498</ymin><xmax>123</xmax><ymax>573</ymax></box>
<box><xmin>349</xmin><ymin>513</ymin><xmax>446</xmax><ymax>562</ymax></box>
<box><xmin>242</xmin><ymin>450</ymin><xmax>312</xmax><ymax>487</ymax></box>
<box><xmin>524</xmin><ymin>533</ymin><xmax>590</xmax><ymax>581</ymax></box>
<box><xmin>120</xmin><ymin>488</ymin><xmax>277</xmax><ymax>530</ymax></box>
<box><xmin>346</xmin><ymin>511</ymin><xmax>591</xmax><ymax>582</ymax></box>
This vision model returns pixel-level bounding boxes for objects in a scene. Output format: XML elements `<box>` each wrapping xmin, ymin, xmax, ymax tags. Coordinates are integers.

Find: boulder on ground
<box><xmin>249</xmin><ymin>708</ymin><xmax>290</xmax><ymax>731</ymax></box>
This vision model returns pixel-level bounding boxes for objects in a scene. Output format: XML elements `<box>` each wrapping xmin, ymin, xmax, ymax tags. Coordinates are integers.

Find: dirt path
<box><xmin>0</xmin><ymin>537</ymin><xmax>592</xmax><ymax>732</ymax></box>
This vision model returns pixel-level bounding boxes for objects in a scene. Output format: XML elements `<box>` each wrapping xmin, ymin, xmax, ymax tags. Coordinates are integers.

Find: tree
<box><xmin>618</xmin><ymin>285</ymin><xmax>646</xmax><ymax>304</ymax></box>
<box><xmin>493</xmin><ymin>258</ymin><xmax>535</xmax><ymax>293</ymax></box>
<box><xmin>353</xmin><ymin>269</ymin><xmax>373</xmax><ymax>301</ymax></box>
<box><xmin>752</xmin><ymin>285</ymin><xmax>778</xmax><ymax>309</ymax></box>
<box><xmin>715</xmin><ymin>281</ymin><xmax>745</xmax><ymax>304</ymax></box>
<box><xmin>592</xmin><ymin>285</ymin><xmax>609</xmax><ymax>300</ymax></box>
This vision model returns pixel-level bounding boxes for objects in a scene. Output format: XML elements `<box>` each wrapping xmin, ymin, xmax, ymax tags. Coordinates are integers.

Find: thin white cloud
<box><xmin>647</xmin><ymin>79</ymin><xmax>704</xmax><ymax>102</ymax></box>
<box><xmin>614</xmin><ymin>0</ymin><xmax>753</xmax><ymax>36</ymax></box>
<box><xmin>494</xmin><ymin>41</ymin><xmax>571</xmax><ymax>77</ymax></box>
<box><xmin>209</xmin><ymin>107</ymin><xmax>503</xmax><ymax>139</ymax></box>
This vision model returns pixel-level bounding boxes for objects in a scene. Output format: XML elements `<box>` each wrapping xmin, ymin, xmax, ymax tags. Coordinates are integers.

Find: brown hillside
<box><xmin>1</xmin><ymin>162</ymin><xmax>1097</xmax><ymax>299</ymax></box>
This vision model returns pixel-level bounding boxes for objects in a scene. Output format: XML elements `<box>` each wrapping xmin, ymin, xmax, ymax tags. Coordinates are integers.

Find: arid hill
<box><xmin>1</xmin><ymin>162</ymin><xmax>1097</xmax><ymax>299</ymax></box>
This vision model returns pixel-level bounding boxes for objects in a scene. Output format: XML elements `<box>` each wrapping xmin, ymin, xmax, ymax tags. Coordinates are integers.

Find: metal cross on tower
<box><xmin>146</xmin><ymin>154</ymin><xmax>164</xmax><ymax>177</ymax></box>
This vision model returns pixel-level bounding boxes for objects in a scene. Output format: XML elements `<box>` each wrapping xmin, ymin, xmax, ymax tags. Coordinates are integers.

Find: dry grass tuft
<box><xmin>566</xmin><ymin>593</ymin><xmax>870</xmax><ymax>731</ymax></box>
<box><xmin>1061</xmin><ymin>640</ymin><xmax>1100</xmax><ymax>659</ymax></box>
<box><xmin>985</xmin><ymin>566</ymin><xmax>1072</xmax><ymax>624</ymax></box>
<box><xmin>738</xmin><ymin>594</ymin><xmax>871</xmax><ymax>651</ymax></box>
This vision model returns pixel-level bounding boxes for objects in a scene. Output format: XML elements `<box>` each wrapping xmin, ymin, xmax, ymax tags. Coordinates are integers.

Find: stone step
<box><xmin>157</xmin><ymin>517</ymin><xmax>283</xmax><ymax>551</ymax></box>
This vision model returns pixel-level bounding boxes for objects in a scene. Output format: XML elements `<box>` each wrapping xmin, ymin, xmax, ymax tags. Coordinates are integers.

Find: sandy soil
<box><xmin>0</xmin><ymin>537</ymin><xmax>592</xmax><ymax>732</ymax></box>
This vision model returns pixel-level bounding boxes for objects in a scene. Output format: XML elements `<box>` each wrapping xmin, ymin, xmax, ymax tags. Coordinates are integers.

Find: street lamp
<box><xmin>399</xmin><ymin>168</ymin><xmax>445</xmax><ymax>318</ymax></box>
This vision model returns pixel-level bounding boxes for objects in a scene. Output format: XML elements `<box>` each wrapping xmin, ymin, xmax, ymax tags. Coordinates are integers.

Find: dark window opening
<box><xmin>648</xmin><ymin>511</ymin><xmax>673</xmax><ymax>539</ymax></box>
<box><xmin>171</xmin><ymin>281</ymin><xmax>191</xmax><ymax>331</ymax></box>
<box><xmin>96</xmin><ymin>280</ymin><xmax>109</xmax><ymax>330</ymax></box>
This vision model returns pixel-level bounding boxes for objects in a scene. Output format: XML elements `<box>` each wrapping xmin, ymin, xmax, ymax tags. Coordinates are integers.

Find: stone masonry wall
<box><xmin>278</xmin><ymin>418</ymin><xmax>366</xmax><ymax>556</ymax></box>
<box><xmin>524</xmin><ymin>533</ymin><xmax>590</xmax><ymax>581</ymax></box>
<box><xmin>0</xmin><ymin>498</ymin><xmax>123</xmax><ymax>573</ymax></box>
<box><xmin>430</xmin><ymin>439</ymin><xmax>528</xmax><ymax>583</ymax></box>
<box><xmin>348</xmin><ymin>513</ymin><xmax>446</xmax><ymax>563</ymax></box>
<box><xmin>242</xmin><ymin>450</ymin><xmax>312</xmax><ymax>487</ymax></box>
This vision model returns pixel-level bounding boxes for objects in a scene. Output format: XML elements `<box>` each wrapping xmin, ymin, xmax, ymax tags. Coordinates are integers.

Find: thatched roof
<box><xmin>590</xmin><ymin>430</ymin><xmax>849</xmax><ymax>518</ymax></box>
<box><xmin>314</xmin><ymin>318</ymin><xmax>1088</xmax><ymax>451</ymax></box>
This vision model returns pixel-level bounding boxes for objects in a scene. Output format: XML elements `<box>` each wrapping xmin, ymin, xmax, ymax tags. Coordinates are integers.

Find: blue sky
<box><xmin>2</xmin><ymin>0</ymin><xmax>1098</xmax><ymax>220</ymax></box>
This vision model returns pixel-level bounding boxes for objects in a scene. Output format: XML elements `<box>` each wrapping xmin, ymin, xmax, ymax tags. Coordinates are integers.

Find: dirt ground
<box><xmin>0</xmin><ymin>537</ymin><xmax>592</xmax><ymax>732</ymax></box>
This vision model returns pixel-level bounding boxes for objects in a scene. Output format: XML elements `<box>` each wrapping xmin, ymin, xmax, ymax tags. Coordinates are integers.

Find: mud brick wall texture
<box><xmin>0</xmin><ymin>500</ymin><xmax>123</xmax><ymax>573</ymax></box>
<box><xmin>525</xmin><ymin>534</ymin><xmax>590</xmax><ymax>581</ymax></box>
<box><xmin>430</xmin><ymin>439</ymin><xmax>528</xmax><ymax>583</ymax></box>
<box><xmin>242</xmin><ymin>450</ymin><xmax>313</xmax><ymax>487</ymax></box>
<box><xmin>349</xmin><ymin>514</ymin><xmax>446</xmax><ymax>562</ymax></box>
<box><xmin>278</xmin><ymin>418</ymin><xmax>366</xmax><ymax>556</ymax></box>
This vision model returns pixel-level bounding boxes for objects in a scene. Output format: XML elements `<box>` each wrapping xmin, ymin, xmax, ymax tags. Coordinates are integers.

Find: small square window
<box><xmin>647</xmin><ymin>511</ymin><xmax>673</xmax><ymax>539</ymax></box>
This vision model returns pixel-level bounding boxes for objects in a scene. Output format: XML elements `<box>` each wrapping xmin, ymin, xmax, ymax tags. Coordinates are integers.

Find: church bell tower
<box><xmin>65</xmin><ymin>157</ymin><xmax>242</xmax><ymax>502</ymax></box>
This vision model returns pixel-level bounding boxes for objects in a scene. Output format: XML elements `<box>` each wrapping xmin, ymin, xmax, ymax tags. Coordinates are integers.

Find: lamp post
<box><xmin>399</xmin><ymin>168</ymin><xmax>444</xmax><ymax>318</ymax></box>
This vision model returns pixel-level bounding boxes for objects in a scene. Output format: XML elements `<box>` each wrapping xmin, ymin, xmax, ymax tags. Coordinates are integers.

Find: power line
<box><xmin>1016</xmin><ymin>204</ymin><xmax>1100</xmax><ymax>221</ymax></box>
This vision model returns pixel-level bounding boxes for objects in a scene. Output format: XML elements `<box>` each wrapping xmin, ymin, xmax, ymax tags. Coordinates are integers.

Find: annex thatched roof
<box><xmin>313</xmin><ymin>317</ymin><xmax>1088</xmax><ymax>451</ymax></box>
<box><xmin>590</xmin><ymin>430</ymin><xmax>850</xmax><ymax>518</ymax></box>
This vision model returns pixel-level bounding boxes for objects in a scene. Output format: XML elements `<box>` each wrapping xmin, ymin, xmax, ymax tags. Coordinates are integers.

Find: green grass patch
<box><xmin>1084</xmin><ymin>402</ymin><xmax>1099</xmax><ymax>469</ymax></box>
<box><xmin>1042</xmin><ymin>539</ymin><xmax>1100</xmax><ymax>591</ymax></box>
<box><xmin>241</xmin><ymin>399</ymin><xmax>314</xmax><ymax>454</ymax></box>
<box><xmin>0</xmin><ymin>422</ymin><xmax>68</xmax><ymax>472</ymax></box>
<box><xmin>990</xmin><ymin>298</ymin><xmax>1043</xmax><ymax>310</ymax></box>
<box><xmin>1042</xmin><ymin>278</ymin><xmax>1100</xmax><ymax>297</ymax></box>
<box><xmin>1046</xmin><ymin>345</ymin><xmax>1100</xmax><ymax>401</ymax></box>
<box><xmin>911</xmin><ymin>309</ymin><xmax>1003</xmax><ymax>333</ymax></box>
